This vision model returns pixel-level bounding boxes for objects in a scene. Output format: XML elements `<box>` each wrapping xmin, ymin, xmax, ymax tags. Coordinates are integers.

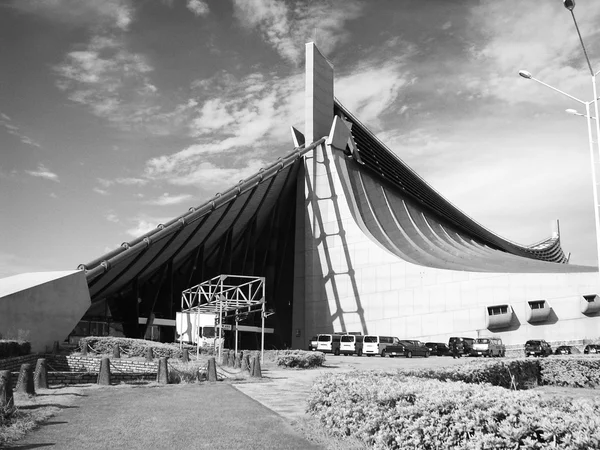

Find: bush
<box><xmin>307</xmin><ymin>371</ymin><xmax>600</xmax><ymax>449</ymax></box>
<box><xmin>274</xmin><ymin>350</ymin><xmax>325</xmax><ymax>368</ymax></box>
<box><xmin>0</xmin><ymin>341</ymin><xmax>31</xmax><ymax>359</ymax></box>
<box><xmin>539</xmin><ymin>357</ymin><xmax>600</xmax><ymax>388</ymax></box>
<box><xmin>400</xmin><ymin>358</ymin><xmax>540</xmax><ymax>390</ymax></box>
<box><xmin>79</xmin><ymin>337</ymin><xmax>184</xmax><ymax>359</ymax></box>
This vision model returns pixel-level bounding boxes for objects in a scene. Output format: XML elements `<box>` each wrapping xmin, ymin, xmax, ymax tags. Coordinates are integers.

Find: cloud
<box><xmin>145</xmin><ymin>193</ymin><xmax>193</xmax><ymax>206</ymax></box>
<box><xmin>232</xmin><ymin>0</ymin><xmax>364</xmax><ymax>63</ymax></box>
<box><xmin>24</xmin><ymin>164</ymin><xmax>59</xmax><ymax>182</ymax></box>
<box><xmin>0</xmin><ymin>112</ymin><xmax>41</xmax><ymax>148</ymax></box>
<box><xmin>125</xmin><ymin>215</ymin><xmax>172</xmax><ymax>238</ymax></box>
<box><xmin>97</xmin><ymin>177</ymin><xmax>148</xmax><ymax>188</ymax></box>
<box><xmin>93</xmin><ymin>187</ymin><xmax>109</xmax><ymax>195</ymax></box>
<box><xmin>186</xmin><ymin>0</ymin><xmax>209</xmax><ymax>17</ymax></box>
<box><xmin>11</xmin><ymin>0</ymin><xmax>134</xmax><ymax>31</ymax></box>
<box><xmin>106</xmin><ymin>213</ymin><xmax>119</xmax><ymax>223</ymax></box>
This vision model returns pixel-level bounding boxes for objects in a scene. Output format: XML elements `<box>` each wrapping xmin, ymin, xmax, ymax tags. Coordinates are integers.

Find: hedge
<box><xmin>307</xmin><ymin>371</ymin><xmax>600</xmax><ymax>449</ymax></box>
<box><xmin>274</xmin><ymin>350</ymin><xmax>325</xmax><ymax>368</ymax></box>
<box><xmin>539</xmin><ymin>357</ymin><xmax>600</xmax><ymax>388</ymax></box>
<box><xmin>79</xmin><ymin>337</ymin><xmax>186</xmax><ymax>359</ymax></box>
<box><xmin>0</xmin><ymin>340</ymin><xmax>31</xmax><ymax>359</ymax></box>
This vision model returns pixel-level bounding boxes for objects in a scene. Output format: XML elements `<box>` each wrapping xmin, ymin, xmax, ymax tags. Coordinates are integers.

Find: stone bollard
<box><xmin>241</xmin><ymin>353</ymin><xmax>250</xmax><ymax>372</ymax></box>
<box><xmin>157</xmin><ymin>357</ymin><xmax>169</xmax><ymax>384</ymax></box>
<box><xmin>112</xmin><ymin>346</ymin><xmax>121</xmax><ymax>359</ymax></box>
<box><xmin>0</xmin><ymin>370</ymin><xmax>14</xmax><ymax>408</ymax></box>
<box><xmin>207</xmin><ymin>357</ymin><xmax>217</xmax><ymax>382</ymax></box>
<box><xmin>234</xmin><ymin>352</ymin><xmax>241</xmax><ymax>369</ymax></box>
<box><xmin>145</xmin><ymin>347</ymin><xmax>154</xmax><ymax>362</ymax></box>
<box><xmin>228</xmin><ymin>350</ymin><xmax>235</xmax><ymax>367</ymax></box>
<box><xmin>81</xmin><ymin>342</ymin><xmax>88</xmax><ymax>356</ymax></box>
<box><xmin>249</xmin><ymin>356</ymin><xmax>255</xmax><ymax>375</ymax></box>
<box><xmin>16</xmin><ymin>363</ymin><xmax>35</xmax><ymax>395</ymax></box>
<box><xmin>251</xmin><ymin>355</ymin><xmax>262</xmax><ymax>378</ymax></box>
<box><xmin>220</xmin><ymin>350</ymin><xmax>228</xmax><ymax>366</ymax></box>
<box><xmin>34</xmin><ymin>358</ymin><xmax>48</xmax><ymax>390</ymax></box>
<box><xmin>97</xmin><ymin>357</ymin><xmax>111</xmax><ymax>385</ymax></box>
<box><xmin>182</xmin><ymin>349</ymin><xmax>189</xmax><ymax>363</ymax></box>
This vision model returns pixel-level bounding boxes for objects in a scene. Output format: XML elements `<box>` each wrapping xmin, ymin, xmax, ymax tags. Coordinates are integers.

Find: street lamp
<box><xmin>518</xmin><ymin>1</ymin><xmax>600</xmax><ymax>272</ymax></box>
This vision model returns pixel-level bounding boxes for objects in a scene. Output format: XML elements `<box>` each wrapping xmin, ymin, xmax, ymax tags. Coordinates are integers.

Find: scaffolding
<box><xmin>181</xmin><ymin>274</ymin><xmax>266</xmax><ymax>362</ymax></box>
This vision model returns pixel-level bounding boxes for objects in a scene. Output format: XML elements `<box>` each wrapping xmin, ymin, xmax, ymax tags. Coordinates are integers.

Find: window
<box><xmin>583</xmin><ymin>294</ymin><xmax>598</xmax><ymax>302</ymax></box>
<box><xmin>476</xmin><ymin>339</ymin><xmax>489</xmax><ymax>344</ymax></box>
<box><xmin>341</xmin><ymin>335</ymin><xmax>354</xmax><ymax>342</ymax></box>
<box><xmin>363</xmin><ymin>336</ymin><xmax>378</xmax><ymax>343</ymax></box>
<box><xmin>487</xmin><ymin>305</ymin><xmax>508</xmax><ymax>316</ymax></box>
<box><xmin>318</xmin><ymin>335</ymin><xmax>332</xmax><ymax>342</ymax></box>
<box><xmin>528</xmin><ymin>300</ymin><xmax>546</xmax><ymax>310</ymax></box>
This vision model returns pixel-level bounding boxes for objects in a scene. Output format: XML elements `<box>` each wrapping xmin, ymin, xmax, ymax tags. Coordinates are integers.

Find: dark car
<box><xmin>584</xmin><ymin>344</ymin><xmax>600</xmax><ymax>354</ymax></box>
<box><xmin>384</xmin><ymin>340</ymin><xmax>430</xmax><ymax>358</ymax></box>
<box><xmin>555</xmin><ymin>345</ymin><xmax>573</xmax><ymax>355</ymax></box>
<box><xmin>425</xmin><ymin>342</ymin><xmax>451</xmax><ymax>356</ymax></box>
<box><xmin>448</xmin><ymin>337</ymin><xmax>474</xmax><ymax>356</ymax></box>
<box><xmin>525</xmin><ymin>339</ymin><xmax>552</xmax><ymax>357</ymax></box>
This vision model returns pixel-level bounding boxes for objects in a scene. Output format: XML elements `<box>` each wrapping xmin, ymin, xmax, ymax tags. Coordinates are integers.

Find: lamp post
<box><xmin>518</xmin><ymin>0</ymin><xmax>600</xmax><ymax>272</ymax></box>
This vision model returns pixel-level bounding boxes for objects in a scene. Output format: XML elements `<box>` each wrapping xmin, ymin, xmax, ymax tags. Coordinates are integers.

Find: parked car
<box><xmin>339</xmin><ymin>334</ymin><xmax>364</xmax><ymax>356</ymax></box>
<box><xmin>316</xmin><ymin>334</ymin><xmax>342</xmax><ymax>355</ymax></box>
<box><xmin>448</xmin><ymin>337</ymin><xmax>475</xmax><ymax>356</ymax></box>
<box><xmin>384</xmin><ymin>340</ymin><xmax>430</xmax><ymax>358</ymax></box>
<box><xmin>363</xmin><ymin>335</ymin><xmax>397</xmax><ymax>357</ymax></box>
<box><xmin>308</xmin><ymin>335</ymin><xmax>319</xmax><ymax>351</ymax></box>
<box><xmin>471</xmin><ymin>338</ymin><xmax>505</xmax><ymax>357</ymax></box>
<box><xmin>584</xmin><ymin>344</ymin><xmax>600</xmax><ymax>354</ymax></box>
<box><xmin>555</xmin><ymin>345</ymin><xmax>573</xmax><ymax>355</ymax></box>
<box><xmin>425</xmin><ymin>342</ymin><xmax>451</xmax><ymax>356</ymax></box>
<box><xmin>524</xmin><ymin>339</ymin><xmax>552</xmax><ymax>357</ymax></box>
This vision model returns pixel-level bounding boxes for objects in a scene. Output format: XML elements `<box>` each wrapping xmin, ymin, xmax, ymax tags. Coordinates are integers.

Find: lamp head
<box><xmin>564</xmin><ymin>0</ymin><xmax>575</xmax><ymax>11</ymax></box>
<box><xmin>518</xmin><ymin>70</ymin><xmax>532</xmax><ymax>79</ymax></box>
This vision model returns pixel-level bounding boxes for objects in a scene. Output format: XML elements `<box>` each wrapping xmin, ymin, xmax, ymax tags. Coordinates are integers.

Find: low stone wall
<box><xmin>0</xmin><ymin>353</ymin><xmax>41</xmax><ymax>371</ymax></box>
<box><xmin>0</xmin><ymin>354</ymin><xmax>159</xmax><ymax>373</ymax></box>
<box><xmin>10</xmin><ymin>371</ymin><xmax>157</xmax><ymax>386</ymax></box>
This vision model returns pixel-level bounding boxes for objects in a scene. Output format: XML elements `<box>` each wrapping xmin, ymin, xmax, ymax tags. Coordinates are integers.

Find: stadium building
<box><xmin>2</xmin><ymin>43</ymin><xmax>599</xmax><ymax>351</ymax></box>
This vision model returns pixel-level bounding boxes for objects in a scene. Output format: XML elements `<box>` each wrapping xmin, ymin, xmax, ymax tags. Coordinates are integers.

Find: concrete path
<box><xmin>8</xmin><ymin>384</ymin><xmax>323</xmax><ymax>450</ymax></box>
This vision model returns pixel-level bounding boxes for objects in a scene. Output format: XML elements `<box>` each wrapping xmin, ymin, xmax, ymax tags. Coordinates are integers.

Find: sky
<box><xmin>2</xmin><ymin>0</ymin><xmax>600</xmax><ymax>278</ymax></box>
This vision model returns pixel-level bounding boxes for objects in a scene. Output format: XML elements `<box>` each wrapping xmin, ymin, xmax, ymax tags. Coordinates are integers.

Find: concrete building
<box><xmin>2</xmin><ymin>43</ymin><xmax>599</xmax><ymax>350</ymax></box>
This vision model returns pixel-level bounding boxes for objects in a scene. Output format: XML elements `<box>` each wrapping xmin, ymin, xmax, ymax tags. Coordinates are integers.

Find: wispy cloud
<box><xmin>93</xmin><ymin>187</ymin><xmax>109</xmax><ymax>195</ymax></box>
<box><xmin>232</xmin><ymin>0</ymin><xmax>364</xmax><ymax>63</ymax></box>
<box><xmin>24</xmin><ymin>164</ymin><xmax>59</xmax><ymax>182</ymax></box>
<box><xmin>97</xmin><ymin>177</ymin><xmax>148</xmax><ymax>188</ymax></box>
<box><xmin>125</xmin><ymin>215</ymin><xmax>172</xmax><ymax>238</ymax></box>
<box><xmin>11</xmin><ymin>0</ymin><xmax>135</xmax><ymax>31</ymax></box>
<box><xmin>186</xmin><ymin>0</ymin><xmax>209</xmax><ymax>17</ymax></box>
<box><xmin>106</xmin><ymin>213</ymin><xmax>119</xmax><ymax>223</ymax></box>
<box><xmin>0</xmin><ymin>111</ymin><xmax>41</xmax><ymax>148</ymax></box>
<box><xmin>145</xmin><ymin>193</ymin><xmax>193</xmax><ymax>206</ymax></box>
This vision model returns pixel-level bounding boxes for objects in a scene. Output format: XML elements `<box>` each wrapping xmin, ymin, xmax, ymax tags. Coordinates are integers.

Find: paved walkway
<box><xmin>8</xmin><ymin>384</ymin><xmax>323</xmax><ymax>450</ymax></box>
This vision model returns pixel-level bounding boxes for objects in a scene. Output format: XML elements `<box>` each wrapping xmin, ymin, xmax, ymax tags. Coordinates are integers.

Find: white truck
<box><xmin>176</xmin><ymin>311</ymin><xmax>217</xmax><ymax>345</ymax></box>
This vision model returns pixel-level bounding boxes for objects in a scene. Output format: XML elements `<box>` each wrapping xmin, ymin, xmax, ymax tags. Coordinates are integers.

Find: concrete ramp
<box><xmin>0</xmin><ymin>270</ymin><xmax>91</xmax><ymax>352</ymax></box>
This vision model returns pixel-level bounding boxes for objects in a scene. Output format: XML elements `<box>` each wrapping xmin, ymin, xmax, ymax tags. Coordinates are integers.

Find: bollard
<box><xmin>249</xmin><ymin>356</ymin><xmax>255</xmax><ymax>375</ymax></box>
<box><xmin>228</xmin><ymin>350</ymin><xmax>235</xmax><ymax>367</ymax></box>
<box><xmin>221</xmin><ymin>350</ymin><xmax>228</xmax><ymax>366</ymax></box>
<box><xmin>34</xmin><ymin>358</ymin><xmax>48</xmax><ymax>390</ymax></box>
<box><xmin>234</xmin><ymin>352</ymin><xmax>241</xmax><ymax>369</ymax></box>
<box><xmin>52</xmin><ymin>341</ymin><xmax>59</xmax><ymax>355</ymax></box>
<box><xmin>182</xmin><ymin>349</ymin><xmax>189</xmax><ymax>363</ymax></box>
<box><xmin>0</xmin><ymin>370</ymin><xmax>14</xmax><ymax>408</ymax></box>
<box><xmin>16</xmin><ymin>363</ymin><xmax>35</xmax><ymax>395</ymax></box>
<box><xmin>112</xmin><ymin>346</ymin><xmax>121</xmax><ymax>359</ymax></box>
<box><xmin>81</xmin><ymin>342</ymin><xmax>88</xmax><ymax>356</ymax></box>
<box><xmin>242</xmin><ymin>353</ymin><xmax>250</xmax><ymax>372</ymax></box>
<box><xmin>251</xmin><ymin>355</ymin><xmax>262</xmax><ymax>378</ymax></box>
<box><xmin>145</xmin><ymin>347</ymin><xmax>154</xmax><ymax>362</ymax></box>
<box><xmin>157</xmin><ymin>357</ymin><xmax>169</xmax><ymax>384</ymax></box>
<box><xmin>97</xmin><ymin>357</ymin><xmax>111</xmax><ymax>385</ymax></box>
<box><xmin>207</xmin><ymin>357</ymin><xmax>217</xmax><ymax>382</ymax></box>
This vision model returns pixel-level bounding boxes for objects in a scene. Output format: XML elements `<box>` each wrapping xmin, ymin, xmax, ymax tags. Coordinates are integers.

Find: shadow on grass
<box><xmin>5</xmin><ymin>444</ymin><xmax>55</xmax><ymax>449</ymax></box>
<box><xmin>40</xmin><ymin>421</ymin><xmax>68</xmax><ymax>426</ymax></box>
<box><xmin>35</xmin><ymin>393</ymin><xmax>87</xmax><ymax>398</ymax></box>
<box><xmin>17</xmin><ymin>404</ymin><xmax>79</xmax><ymax>411</ymax></box>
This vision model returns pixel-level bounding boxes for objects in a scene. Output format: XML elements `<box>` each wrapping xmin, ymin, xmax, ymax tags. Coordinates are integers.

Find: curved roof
<box><xmin>334</xmin><ymin>100</ymin><xmax>574</xmax><ymax>265</ymax></box>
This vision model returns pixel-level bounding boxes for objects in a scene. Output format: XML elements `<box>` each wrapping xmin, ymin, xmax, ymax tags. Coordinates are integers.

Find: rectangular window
<box><xmin>528</xmin><ymin>300</ymin><xmax>546</xmax><ymax>310</ymax></box>
<box><xmin>487</xmin><ymin>305</ymin><xmax>508</xmax><ymax>316</ymax></box>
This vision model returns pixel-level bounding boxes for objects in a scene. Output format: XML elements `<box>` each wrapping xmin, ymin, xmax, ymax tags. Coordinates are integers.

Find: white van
<box><xmin>316</xmin><ymin>334</ymin><xmax>342</xmax><ymax>355</ymax></box>
<box><xmin>339</xmin><ymin>335</ymin><xmax>364</xmax><ymax>356</ymax></box>
<box><xmin>363</xmin><ymin>335</ymin><xmax>397</xmax><ymax>356</ymax></box>
<box><xmin>472</xmin><ymin>337</ymin><xmax>505</xmax><ymax>357</ymax></box>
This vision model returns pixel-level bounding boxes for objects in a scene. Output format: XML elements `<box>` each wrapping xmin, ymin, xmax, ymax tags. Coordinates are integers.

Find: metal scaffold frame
<box><xmin>181</xmin><ymin>274</ymin><xmax>266</xmax><ymax>362</ymax></box>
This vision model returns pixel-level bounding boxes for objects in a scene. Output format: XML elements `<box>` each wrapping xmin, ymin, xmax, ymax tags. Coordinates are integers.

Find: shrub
<box><xmin>167</xmin><ymin>361</ymin><xmax>206</xmax><ymax>384</ymax></box>
<box><xmin>539</xmin><ymin>357</ymin><xmax>600</xmax><ymax>388</ymax></box>
<box><xmin>400</xmin><ymin>358</ymin><xmax>540</xmax><ymax>390</ymax></box>
<box><xmin>307</xmin><ymin>371</ymin><xmax>600</xmax><ymax>449</ymax></box>
<box><xmin>0</xmin><ymin>341</ymin><xmax>31</xmax><ymax>359</ymax></box>
<box><xmin>274</xmin><ymin>350</ymin><xmax>325</xmax><ymax>368</ymax></box>
<box><xmin>79</xmin><ymin>337</ymin><xmax>185</xmax><ymax>359</ymax></box>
